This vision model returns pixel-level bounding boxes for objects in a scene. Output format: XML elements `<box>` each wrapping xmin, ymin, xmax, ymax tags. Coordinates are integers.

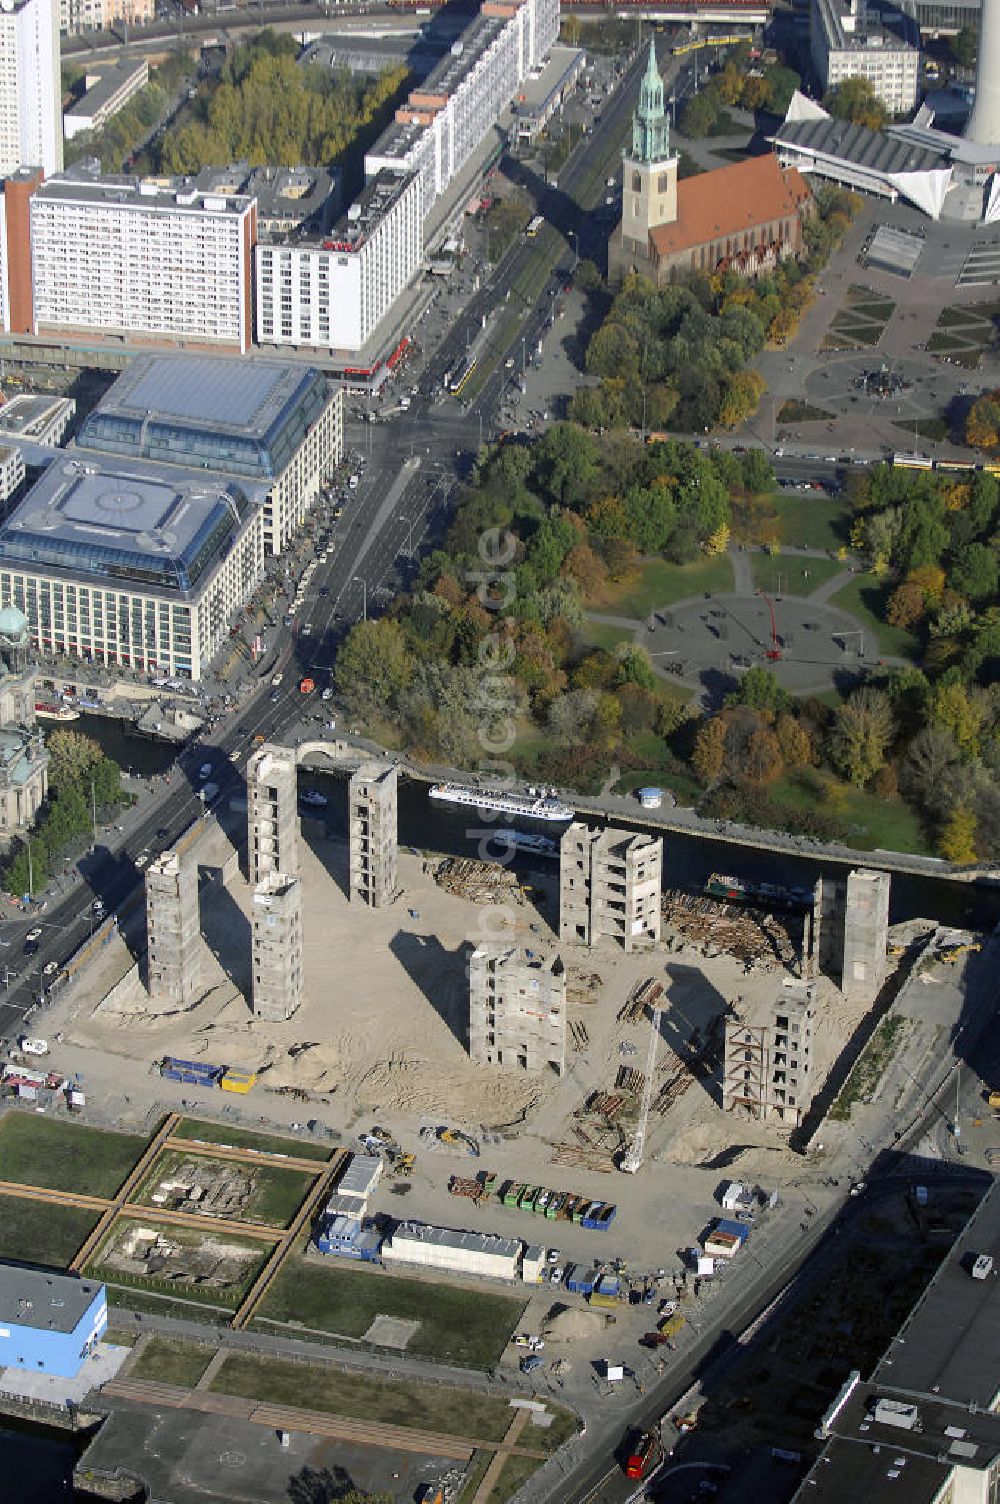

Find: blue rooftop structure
<box><xmin>76</xmin><ymin>354</ymin><xmax>330</xmax><ymax>482</ymax></box>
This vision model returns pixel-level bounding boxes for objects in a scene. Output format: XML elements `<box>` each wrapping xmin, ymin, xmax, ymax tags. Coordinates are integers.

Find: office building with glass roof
<box><xmin>76</xmin><ymin>353</ymin><xmax>342</xmax><ymax>555</ymax></box>
<box><xmin>0</xmin><ymin>453</ymin><xmax>265</xmax><ymax>680</ymax></box>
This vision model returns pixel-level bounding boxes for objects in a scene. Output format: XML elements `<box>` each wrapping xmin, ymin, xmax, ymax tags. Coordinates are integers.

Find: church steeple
<box><xmin>632</xmin><ymin>39</ymin><xmax>671</xmax><ymax>164</ymax></box>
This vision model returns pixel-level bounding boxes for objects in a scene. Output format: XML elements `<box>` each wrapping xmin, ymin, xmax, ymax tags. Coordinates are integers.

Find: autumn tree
<box><xmin>745</xmin><ymin>727</ymin><xmax>783</xmax><ymax>784</ymax></box>
<box><xmin>928</xmin><ymin>680</ymin><xmax>983</xmax><ymax>757</ymax></box>
<box><xmin>965</xmin><ymin>391</ymin><xmax>1000</xmax><ymax>452</ymax></box>
<box><xmin>692</xmin><ymin>716</ymin><xmax>727</xmax><ymax>784</ymax></box>
<box><xmin>938</xmin><ymin>804</ymin><xmax>978</xmax><ymax>864</ymax></box>
<box><xmin>823</xmin><ymin>76</ymin><xmax>885</xmax><ymax>130</ymax></box>
<box><xmin>828</xmin><ymin>687</ymin><xmax>894</xmax><ymax>786</ymax></box>
<box><xmin>886</xmin><ymin>581</ymin><xmax>926</xmax><ymax>629</ymax></box>
<box><xmin>776</xmin><ymin>712</ymin><xmax>813</xmax><ymax>767</ymax></box>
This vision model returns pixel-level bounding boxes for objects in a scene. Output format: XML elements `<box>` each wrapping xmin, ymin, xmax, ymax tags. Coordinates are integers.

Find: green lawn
<box><xmin>172</xmin><ymin>1118</ymin><xmax>334</xmax><ymax>1162</ymax></box>
<box><xmin>0</xmin><ymin>1112</ymin><xmax>145</xmax><ymax>1198</ymax></box>
<box><xmin>579</xmin><ymin>619</ymin><xmax>636</xmax><ymax>652</ymax></box>
<box><xmin>0</xmin><ymin>1195</ymin><xmax>99</xmax><ymax>1268</ymax></box>
<box><xmin>769</xmin><ymin>493</ymin><xmax>849</xmax><ymax>552</ymax></box>
<box><xmin>132</xmin><ymin>1148</ymin><xmax>315</xmax><ymax>1229</ymax></box>
<box><xmin>829</xmin><ymin>575</ymin><xmax>922</xmax><ymax>660</ymax></box>
<box><xmin>255</xmin><ymin>1257</ymin><xmax>526</xmax><ymax>1369</ymax></box>
<box><xmin>129</xmin><ymin>1336</ymin><xmax>214</xmax><ymax>1389</ymax></box>
<box><xmin>770</xmin><ymin>771</ymin><xmax>926</xmax><ymax>854</ymax></box>
<box><xmin>211</xmin><ymin>1352</ymin><xmax>513</xmax><ymax>1441</ymax></box>
<box><xmin>750</xmin><ymin>554</ymin><xmax>845</xmax><ymax>597</ymax></box>
<box><xmin>586</xmin><ymin>554</ymin><xmax>734</xmax><ymax>621</ymax></box>
<box><xmin>486</xmin><ymin>1454</ymin><xmax>546</xmax><ymax>1503</ymax></box>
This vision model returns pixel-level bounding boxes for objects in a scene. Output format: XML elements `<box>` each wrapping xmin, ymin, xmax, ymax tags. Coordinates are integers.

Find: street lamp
<box><xmin>353</xmin><ymin>576</ymin><xmax>367</xmax><ymax>622</ymax></box>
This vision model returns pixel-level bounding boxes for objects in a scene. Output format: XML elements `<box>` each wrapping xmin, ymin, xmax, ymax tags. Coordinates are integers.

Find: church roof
<box><xmin>649</xmin><ymin>153</ymin><xmax>812</xmax><ymax>260</ymax></box>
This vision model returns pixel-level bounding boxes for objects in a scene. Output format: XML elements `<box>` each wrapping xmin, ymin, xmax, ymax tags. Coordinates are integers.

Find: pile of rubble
<box><xmin>661</xmin><ymin>891</ymin><xmax>800</xmax><ymax>972</ymax></box>
<box><xmin>432</xmin><ymin>857</ymin><xmax>527</xmax><ymax>905</ymax></box>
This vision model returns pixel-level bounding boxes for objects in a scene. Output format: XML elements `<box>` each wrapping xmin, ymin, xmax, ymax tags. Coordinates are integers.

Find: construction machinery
<box><xmin>938</xmin><ymin>940</ymin><xmax>982</xmax><ymax>965</ymax></box>
<box><xmin>755</xmin><ymin>589</ymin><xmax>783</xmax><ymax>661</ymax></box>
<box><xmin>619</xmin><ymin>1006</ymin><xmax>661</xmax><ymax>1174</ymax></box>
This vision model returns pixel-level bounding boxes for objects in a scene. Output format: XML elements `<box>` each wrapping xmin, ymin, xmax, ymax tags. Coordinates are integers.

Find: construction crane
<box><xmin>755</xmin><ymin>590</ymin><xmax>783</xmax><ymax>661</ymax></box>
<box><xmin>620</xmin><ymin>1007</ymin><xmax>661</xmax><ymax>1174</ymax></box>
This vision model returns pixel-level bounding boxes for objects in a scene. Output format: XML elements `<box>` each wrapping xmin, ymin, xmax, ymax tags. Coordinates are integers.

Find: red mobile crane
<box><xmin>755</xmin><ymin>590</ymin><xmax>783</xmax><ymax>660</ymax></box>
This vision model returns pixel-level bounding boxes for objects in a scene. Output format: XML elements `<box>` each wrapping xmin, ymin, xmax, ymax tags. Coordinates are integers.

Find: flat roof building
<box><xmin>0</xmin><ymin>1265</ymin><xmax>107</xmax><ymax>1378</ymax></box>
<box><xmin>365</xmin><ymin>0</ymin><xmax>560</xmax><ymax>221</ymax></box>
<box><xmin>76</xmin><ymin>353</ymin><xmax>342</xmax><ymax>556</ymax></box>
<box><xmin>382</xmin><ymin>1221</ymin><xmax>523</xmax><ymax>1280</ymax></box>
<box><xmin>811</xmin><ymin>0</ymin><xmax>920</xmax><ymax>115</ymax></box>
<box><xmin>23</xmin><ymin>168</ymin><xmax>257</xmax><ymax>353</ymax></box>
<box><xmin>795</xmin><ymin>1181</ymin><xmax>1000</xmax><ymax>1502</ymax></box>
<box><xmin>256</xmin><ymin>169</ymin><xmax>422</xmax><ymax>355</ymax></box>
<box><xmin>0</xmin><ymin>393</ymin><xmax>75</xmax><ymax>447</ymax></box>
<box><xmin>63</xmin><ymin>59</ymin><xmax>150</xmax><ymax>141</ymax></box>
<box><xmin>195</xmin><ymin>160</ymin><xmax>340</xmax><ymax>236</ymax></box>
<box><xmin>0</xmin><ymin>453</ymin><xmax>264</xmax><ymax>680</ymax></box>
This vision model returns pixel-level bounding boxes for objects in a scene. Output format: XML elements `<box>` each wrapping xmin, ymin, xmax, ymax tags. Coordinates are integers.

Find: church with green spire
<box><xmin>632</xmin><ymin>38</ymin><xmax>672</xmax><ymax>165</ymax></box>
<box><xmin>610</xmin><ymin>40</ymin><xmax>679</xmax><ymax>280</ymax></box>
<box><xmin>609</xmin><ymin>38</ymin><xmax>813</xmax><ymax>287</ymax></box>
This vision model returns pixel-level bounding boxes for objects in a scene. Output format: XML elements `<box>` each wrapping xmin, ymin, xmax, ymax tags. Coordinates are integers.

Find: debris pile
<box><xmin>618</xmin><ymin>977</ymin><xmax>663</xmax><ymax>1025</ymax></box>
<box><xmin>433</xmin><ymin>857</ymin><xmax>527</xmax><ymax>905</ymax></box>
<box><xmin>661</xmin><ymin>891</ymin><xmax>800</xmax><ymax>972</ymax></box>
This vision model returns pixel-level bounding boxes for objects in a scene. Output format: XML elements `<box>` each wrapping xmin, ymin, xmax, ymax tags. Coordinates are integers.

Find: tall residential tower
<box><xmin>0</xmin><ymin>0</ymin><xmax>62</xmax><ymax>179</ymax></box>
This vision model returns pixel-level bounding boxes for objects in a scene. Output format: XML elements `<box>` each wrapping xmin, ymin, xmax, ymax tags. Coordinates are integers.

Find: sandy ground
<box><xmin>36</xmin><ymin>815</ymin><xmax>927</xmax><ymax>1282</ymax></box>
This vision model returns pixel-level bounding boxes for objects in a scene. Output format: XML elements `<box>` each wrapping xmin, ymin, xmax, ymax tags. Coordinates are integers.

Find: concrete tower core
<box><xmin>246</xmin><ymin>742</ymin><xmax>299</xmax><ymax>888</ymax></box>
<box><xmin>251</xmin><ymin>871</ymin><xmax>303</xmax><ymax>1022</ymax></box>
<box><xmin>145</xmin><ymin>849</ymin><xmax>200</xmax><ymax>1007</ymax></box>
<box><xmin>348</xmin><ymin>762</ymin><xmax>398</xmax><ymax>907</ymax></box>
<box><xmin>965</xmin><ymin>0</ymin><xmax>1000</xmax><ymax>145</ymax></box>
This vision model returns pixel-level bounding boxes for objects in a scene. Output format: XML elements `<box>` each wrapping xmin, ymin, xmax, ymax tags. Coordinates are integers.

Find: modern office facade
<box><xmin>25</xmin><ymin>170</ymin><xmax>256</xmax><ymax>352</ymax></box>
<box><xmin>256</xmin><ymin>169</ymin><xmax>422</xmax><ymax>354</ymax></box>
<box><xmin>365</xmin><ymin>0</ymin><xmax>560</xmax><ymax>221</ymax></box>
<box><xmin>76</xmin><ymin>354</ymin><xmax>342</xmax><ymax>555</ymax></box>
<box><xmin>811</xmin><ymin>0</ymin><xmax>920</xmax><ymax>114</ymax></box>
<box><xmin>0</xmin><ymin>453</ymin><xmax>264</xmax><ymax>679</ymax></box>
<box><xmin>0</xmin><ymin>0</ymin><xmax>62</xmax><ymax>180</ymax></box>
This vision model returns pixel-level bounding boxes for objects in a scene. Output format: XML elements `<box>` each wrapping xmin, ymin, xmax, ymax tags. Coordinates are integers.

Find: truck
<box><xmin>625</xmin><ymin>1430</ymin><xmax>662</xmax><ymax>1480</ymax></box>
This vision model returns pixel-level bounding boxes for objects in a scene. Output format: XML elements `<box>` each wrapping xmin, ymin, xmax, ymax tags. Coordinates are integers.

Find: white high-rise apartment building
<box><xmin>365</xmin><ymin>0</ymin><xmax>560</xmax><ymax>220</ymax></box>
<box><xmin>29</xmin><ymin>172</ymin><xmax>257</xmax><ymax>351</ymax></box>
<box><xmin>255</xmin><ymin>170</ymin><xmax>422</xmax><ymax>354</ymax></box>
<box><xmin>0</xmin><ymin>0</ymin><xmax>62</xmax><ymax>179</ymax></box>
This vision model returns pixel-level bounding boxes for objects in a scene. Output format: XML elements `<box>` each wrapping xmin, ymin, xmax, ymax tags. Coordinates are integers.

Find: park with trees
<box><xmin>335</xmin><ymin>419</ymin><xmax>999</xmax><ymax>864</ymax></box>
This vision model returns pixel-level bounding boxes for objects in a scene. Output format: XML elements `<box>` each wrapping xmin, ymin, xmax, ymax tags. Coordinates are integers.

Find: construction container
<box><xmin>519</xmin><ymin>1185</ymin><xmax>539</xmax><ymax>1210</ymax></box>
<box><xmin>503</xmin><ymin>1182</ymin><xmax>524</xmax><ymax>1208</ymax></box>
<box><xmin>221</xmin><ymin>1067</ymin><xmax>257</xmax><ymax>1094</ymax></box>
<box><xmin>590</xmin><ymin>1290</ymin><xmax>621</xmax><ymax>1310</ymax></box>
<box><xmin>535</xmin><ymin>1189</ymin><xmax>552</xmax><ymax>1215</ymax></box>
<box><xmin>572</xmin><ymin>1200</ymin><xmax>592</xmax><ymax>1224</ymax></box>
<box><xmin>566</xmin><ymin>1265</ymin><xmax>595</xmax><ymax>1295</ymax></box>
<box><xmin>658</xmin><ymin>1313</ymin><xmax>686</xmax><ymax>1339</ymax></box>
<box><xmin>560</xmin><ymin>1195</ymin><xmax>580</xmax><ymax>1221</ymax></box>
<box><xmin>583</xmin><ymin>1203</ymin><xmax>617</xmax><ymax>1231</ymax></box>
<box><xmin>547</xmin><ymin>1192</ymin><xmax>566</xmax><ymax>1219</ymax></box>
<box><xmin>481</xmin><ymin>1172</ymin><xmax>499</xmax><ymax>1198</ymax></box>
<box><xmin>521</xmin><ymin>1244</ymin><xmax>546</xmax><ymax>1283</ymax></box>
<box><xmin>160</xmin><ymin>1056</ymin><xmax>224</xmax><ymax>1086</ymax></box>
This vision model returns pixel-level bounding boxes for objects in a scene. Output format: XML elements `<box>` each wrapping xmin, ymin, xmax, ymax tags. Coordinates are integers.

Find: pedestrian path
<box><xmin>472</xmin><ymin>1406</ymin><xmax>531</xmax><ymax>1503</ymax></box>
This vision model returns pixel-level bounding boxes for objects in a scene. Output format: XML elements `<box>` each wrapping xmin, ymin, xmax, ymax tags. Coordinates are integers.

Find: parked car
<box><xmin>520</xmin><ymin>1354</ymin><xmax>543</xmax><ymax>1374</ymax></box>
